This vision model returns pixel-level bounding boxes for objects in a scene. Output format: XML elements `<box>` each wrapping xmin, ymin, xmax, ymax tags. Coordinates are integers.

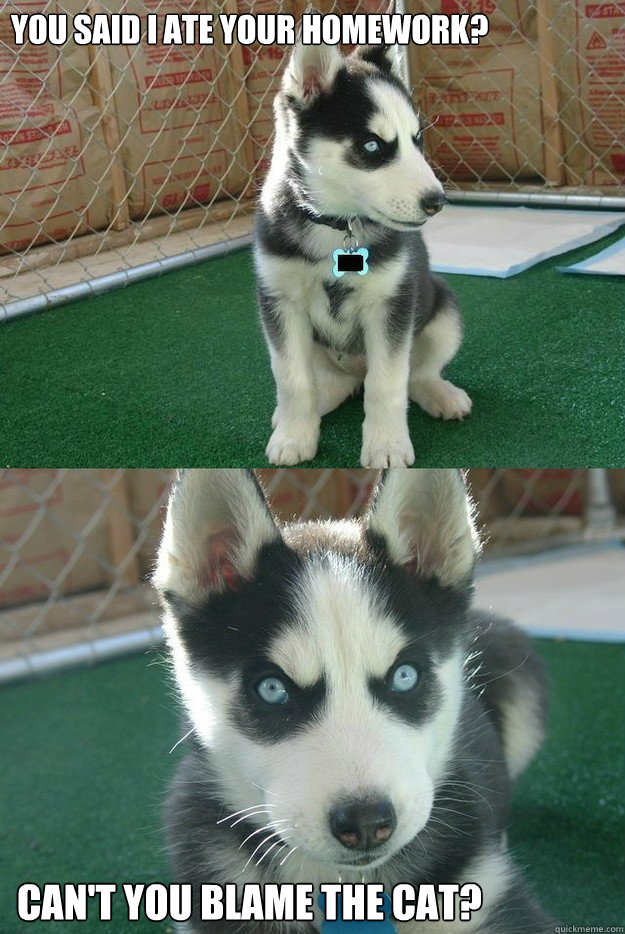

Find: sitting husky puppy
<box><xmin>155</xmin><ymin>469</ymin><xmax>555</xmax><ymax>933</ymax></box>
<box><xmin>255</xmin><ymin>41</ymin><xmax>472</xmax><ymax>467</ymax></box>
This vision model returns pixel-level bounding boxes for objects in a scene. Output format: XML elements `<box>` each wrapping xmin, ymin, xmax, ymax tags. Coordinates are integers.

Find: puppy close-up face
<box><xmin>279</xmin><ymin>43</ymin><xmax>446</xmax><ymax>229</ymax></box>
<box><xmin>155</xmin><ymin>469</ymin><xmax>477</xmax><ymax>872</ymax></box>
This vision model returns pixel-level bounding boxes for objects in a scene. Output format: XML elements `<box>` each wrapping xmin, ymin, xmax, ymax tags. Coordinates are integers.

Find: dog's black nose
<box><xmin>420</xmin><ymin>190</ymin><xmax>446</xmax><ymax>216</ymax></box>
<box><xmin>329</xmin><ymin>797</ymin><xmax>396</xmax><ymax>850</ymax></box>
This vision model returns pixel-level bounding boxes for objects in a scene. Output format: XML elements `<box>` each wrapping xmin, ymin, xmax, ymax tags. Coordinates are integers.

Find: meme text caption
<box><xmin>18</xmin><ymin>881</ymin><xmax>484</xmax><ymax>923</ymax></box>
<box><xmin>11</xmin><ymin>12</ymin><xmax>490</xmax><ymax>47</ymax></box>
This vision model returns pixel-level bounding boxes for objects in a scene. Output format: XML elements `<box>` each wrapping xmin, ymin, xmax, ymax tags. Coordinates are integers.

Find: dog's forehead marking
<box><xmin>268</xmin><ymin>554</ymin><xmax>407</xmax><ymax>688</ymax></box>
<box><xmin>366</xmin><ymin>78</ymin><xmax>420</xmax><ymax>142</ymax></box>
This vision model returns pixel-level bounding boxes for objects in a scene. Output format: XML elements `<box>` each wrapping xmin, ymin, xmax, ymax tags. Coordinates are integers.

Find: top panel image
<box><xmin>2</xmin><ymin>0</ymin><xmax>624</xmax><ymax>468</ymax></box>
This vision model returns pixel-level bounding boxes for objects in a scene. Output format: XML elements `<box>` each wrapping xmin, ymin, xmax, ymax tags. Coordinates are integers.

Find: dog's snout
<box><xmin>420</xmin><ymin>189</ymin><xmax>446</xmax><ymax>216</ymax></box>
<box><xmin>329</xmin><ymin>797</ymin><xmax>396</xmax><ymax>850</ymax></box>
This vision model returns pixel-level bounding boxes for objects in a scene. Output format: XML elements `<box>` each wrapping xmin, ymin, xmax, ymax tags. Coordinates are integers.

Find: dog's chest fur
<box><xmin>257</xmin><ymin>226</ymin><xmax>411</xmax><ymax>354</ymax></box>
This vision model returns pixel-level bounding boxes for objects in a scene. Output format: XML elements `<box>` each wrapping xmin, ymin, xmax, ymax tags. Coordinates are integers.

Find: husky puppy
<box><xmin>155</xmin><ymin>469</ymin><xmax>555</xmax><ymax>933</ymax></box>
<box><xmin>254</xmin><ymin>41</ymin><xmax>472</xmax><ymax>467</ymax></box>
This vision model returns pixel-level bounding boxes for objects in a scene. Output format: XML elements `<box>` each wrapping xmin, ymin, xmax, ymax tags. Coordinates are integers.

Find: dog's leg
<box><xmin>270</xmin><ymin>345</ymin><xmax>361</xmax><ymax>423</ymax></box>
<box><xmin>360</xmin><ymin>314</ymin><xmax>414</xmax><ymax>467</ymax></box>
<box><xmin>409</xmin><ymin>302</ymin><xmax>472</xmax><ymax>420</ymax></box>
<box><xmin>264</xmin><ymin>303</ymin><xmax>320</xmax><ymax>465</ymax></box>
<box><xmin>312</xmin><ymin>345</ymin><xmax>363</xmax><ymax>417</ymax></box>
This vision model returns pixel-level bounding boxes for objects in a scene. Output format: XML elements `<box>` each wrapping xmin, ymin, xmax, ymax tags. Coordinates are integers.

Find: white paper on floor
<box><xmin>558</xmin><ymin>235</ymin><xmax>625</xmax><ymax>276</ymax></box>
<box><xmin>422</xmin><ymin>204</ymin><xmax>625</xmax><ymax>278</ymax></box>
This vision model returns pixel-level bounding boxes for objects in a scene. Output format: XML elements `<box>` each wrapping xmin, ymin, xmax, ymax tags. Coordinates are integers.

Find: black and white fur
<box><xmin>255</xmin><ymin>41</ymin><xmax>472</xmax><ymax>467</ymax></box>
<box><xmin>155</xmin><ymin>469</ymin><xmax>555</xmax><ymax>933</ymax></box>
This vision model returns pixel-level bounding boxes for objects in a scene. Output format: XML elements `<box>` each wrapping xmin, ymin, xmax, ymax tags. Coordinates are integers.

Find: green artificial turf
<box><xmin>3</xmin><ymin>227</ymin><xmax>625</xmax><ymax>467</ymax></box>
<box><xmin>0</xmin><ymin>639</ymin><xmax>624</xmax><ymax>932</ymax></box>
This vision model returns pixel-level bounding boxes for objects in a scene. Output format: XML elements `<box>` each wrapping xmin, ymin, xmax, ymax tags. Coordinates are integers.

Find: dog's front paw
<box><xmin>266</xmin><ymin>423</ymin><xmax>319</xmax><ymax>465</ymax></box>
<box><xmin>410</xmin><ymin>378</ymin><xmax>472</xmax><ymax>421</ymax></box>
<box><xmin>360</xmin><ymin>426</ymin><xmax>415</xmax><ymax>467</ymax></box>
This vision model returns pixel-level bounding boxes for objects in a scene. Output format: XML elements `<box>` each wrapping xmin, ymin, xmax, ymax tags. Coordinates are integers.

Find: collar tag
<box><xmin>319</xmin><ymin>892</ymin><xmax>396</xmax><ymax>933</ymax></box>
<box><xmin>332</xmin><ymin>247</ymin><xmax>369</xmax><ymax>278</ymax></box>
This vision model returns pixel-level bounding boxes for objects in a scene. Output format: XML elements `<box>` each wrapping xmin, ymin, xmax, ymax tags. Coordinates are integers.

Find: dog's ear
<box><xmin>154</xmin><ymin>470</ymin><xmax>280</xmax><ymax>603</ymax></box>
<box><xmin>364</xmin><ymin>470</ymin><xmax>480</xmax><ymax>587</ymax></box>
<box><xmin>282</xmin><ymin>38</ymin><xmax>343</xmax><ymax>104</ymax></box>
<box><xmin>351</xmin><ymin>44</ymin><xmax>403</xmax><ymax>81</ymax></box>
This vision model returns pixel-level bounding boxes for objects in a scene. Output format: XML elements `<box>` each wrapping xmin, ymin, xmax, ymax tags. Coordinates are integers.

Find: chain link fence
<box><xmin>1</xmin><ymin>467</ymin><xmax>623</xmax><ymax>682</ymax></box>
<box><xmin>1</xmin><ymin>0</ymin><xmax>623</xmax><ymax>316</ymax></box>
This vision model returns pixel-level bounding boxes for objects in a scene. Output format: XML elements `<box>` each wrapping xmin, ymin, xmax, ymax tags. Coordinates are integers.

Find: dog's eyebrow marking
<box><xmin>269</xmin><ymin>555</ymin><xmax>408</xmax><ymax>689</ymax></box>
<box><xmin>268</xmin><ymin>625</ymin><xmax>323</xmax><ymax>687</ymax></box>
<box><xmin>367</xmin><ymin>79</ymin><xmax>420</xmax><ymax>142</ymax></box>
<box><xmin>366</xmin><ymin>121</ymin><xmax>398</xmax><ymax>145</ymax></box>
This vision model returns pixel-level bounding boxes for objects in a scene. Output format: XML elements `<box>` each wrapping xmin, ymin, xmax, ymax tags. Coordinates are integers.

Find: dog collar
<box><xmin>302</xmin><ymin>208</ymin><xmax>363</xmax><ymax>233</ymax></box>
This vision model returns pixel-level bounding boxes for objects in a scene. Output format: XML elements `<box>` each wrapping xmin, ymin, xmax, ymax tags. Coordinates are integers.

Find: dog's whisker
<box><xmin>217</xmin><ymin>802</ymin><xmax>277</xmax><ymax>821</ymax></box>
<box><xmin>229</xmin><ymin>809</ymin><xmax>278</xmax><ymax>828</ymax></box>
<box><xmin>238</xmin><ymin>820</ymin><xmax>289</xmax><ymax>850</ymax></box>
<box><xmin>169</xmin><ymin>728</ymin><xmax>194</xmax><ymax>755</ymax></box>
<box><xmin>243</xmin><ymin>830</ymin><xmax>285</xmax><ymax>871</ymax></box>
<box><xmin>250</xmin><ymin>781</ymin><xmax>281</xmax><ymax>799</ymax></box>
<box><xmin>433</xmin><ymin>805</ymin><xmax>479</xmax><ymax>821</ymax></box>
<box><xmin>266</xmin><ymin>840</ymin><xmax>290</xmax><ymax>868</ymax></box>
<box><xmin>438</xmin><ymin>780</ymin><xmax>496</xmax><ymax>812</ymax></box>
<box><xmin>215</xmin><ymin>804</ymin><xmax>275</xmax><ymax>824</ymax></box>
<box><xmin>427</xmin><ymin>816</ymin><xmax>472</xmax><ymax>838</ymax></box>
<box><xmin>255</xmin><ymin>837</ymin><xmax>289</xmax><ymax>867</ymax></box>
<box><xmin>413</xmin><ymin>831</ymin><xmax>428</xmax><ymax>856</ymax></box>
<box><xmin>419</xmin><ymin>114</ymin><xmax>440</xmax><ymax>133</ymax></box>
<box><xmin>475</xmin><ymin>655</ymin><xmax>531</xmax><ymax>688</ymax></box>
<box><xmin>279</xmin><ymin>844</ymin><xmax>299</xmax><ymax>867</ymax></box>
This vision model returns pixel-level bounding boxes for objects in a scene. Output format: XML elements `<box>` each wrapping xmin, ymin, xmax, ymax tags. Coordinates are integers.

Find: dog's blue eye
<box><xmin>413</xmin><ymin>132</ymin><xmax>423</xmax><ymax>146</ymax></box>
<box><xmin>363</xmin><ymin>139</ymin><xmax>380</xmax><ymax>153</ymax></box>
<box><xmin>390</xmin><ymin>664</ymin><xmax>419</xmax><ymax>693</ymax></box>
<box><xmin>256</xmin><ymin>677</ymin><xmax>289</xmax><ymax>705</ymax></box>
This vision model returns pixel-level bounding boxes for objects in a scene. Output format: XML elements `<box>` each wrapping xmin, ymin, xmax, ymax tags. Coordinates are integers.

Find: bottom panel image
<box><xmin>1</xmin><ymin>469</ymin><xmax>624</xmax><ymax>933</ymax></box>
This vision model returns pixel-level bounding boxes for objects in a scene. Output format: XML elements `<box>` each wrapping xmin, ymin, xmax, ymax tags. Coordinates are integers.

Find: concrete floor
<box><xmin>475</xmin><ymin>543</ymin><xmax>625</xmax><ymax>641</ymax></box>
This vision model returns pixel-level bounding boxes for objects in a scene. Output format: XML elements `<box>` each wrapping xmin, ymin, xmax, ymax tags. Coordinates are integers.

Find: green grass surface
<box><xmin>4</xmin><ymin>229</ymin><xmax>625</xmax><ymax>467</ymax></box>
<box><xmin>1</xmin><ymin>639</ymin><xmax>624</xmax><ymax>932</ymax></box>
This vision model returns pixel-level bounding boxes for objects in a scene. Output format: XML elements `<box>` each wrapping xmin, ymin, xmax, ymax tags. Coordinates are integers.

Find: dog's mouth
<box><xmin>332</xmin><ymin>849</ymin><xmax>392</xmax><ymax>869</ymax></box>
<box><xmin>338</xmin><ymin>855</ymin><xmax>381</xmax><ymax>866</ymax></box>
<box><xmin>369</xmin><ymin>210</ymin><xmax>426</xmax><ymax>231</ymax></box>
